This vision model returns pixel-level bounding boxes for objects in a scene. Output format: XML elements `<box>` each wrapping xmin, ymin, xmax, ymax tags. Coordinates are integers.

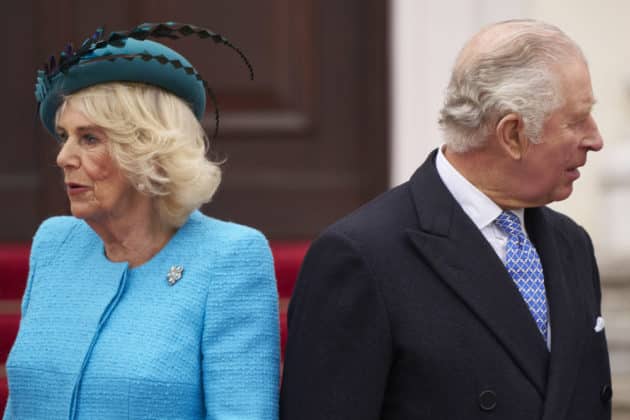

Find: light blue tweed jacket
<box><xmin>4</xmin><ymin>211</ymin><xmax>280</xmax><ymax>419</ymax></box>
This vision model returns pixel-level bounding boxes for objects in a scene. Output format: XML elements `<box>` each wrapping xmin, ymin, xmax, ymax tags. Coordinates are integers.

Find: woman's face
<box><xmin>56</xmin><ymin>103</ymin><xmax>142</xmax><ymax>222</ymax></box>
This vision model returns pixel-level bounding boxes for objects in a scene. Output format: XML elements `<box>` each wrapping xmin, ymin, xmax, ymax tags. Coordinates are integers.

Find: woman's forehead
<box><xmin>56</xmin><ymin>102</ymin><xmax>99</xmax><ymax>131</ymax></box>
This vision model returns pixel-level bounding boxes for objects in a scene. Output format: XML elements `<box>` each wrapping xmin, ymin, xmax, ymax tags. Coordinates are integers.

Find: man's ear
<box><xmin>495</xmin><ymin>113</ymin><xmax>529</xmax><ymax>160</ymax></box>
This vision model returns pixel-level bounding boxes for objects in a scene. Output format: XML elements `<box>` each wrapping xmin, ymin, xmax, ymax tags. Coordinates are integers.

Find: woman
<box><xmin>4</xmin><ymin>23</ymin><xmax>279</xmax><ymax>419</ymax></box>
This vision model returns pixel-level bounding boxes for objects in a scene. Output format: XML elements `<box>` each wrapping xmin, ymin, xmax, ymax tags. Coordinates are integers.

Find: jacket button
<box><xmin>600</xmin><ymin>384</ymin><xmax>613</xmax><ymax>403</ymax></box>
<box><xmin>479</xmin><ymin>390</ymin><xmax>497</xmax><ymax>411</ymax></box>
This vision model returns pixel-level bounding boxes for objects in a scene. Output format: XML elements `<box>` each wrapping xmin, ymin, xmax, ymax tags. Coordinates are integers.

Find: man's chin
<box><xmin>551</xmin><ymin>186</ymin><xmax>574</xmax><ymax>204</ymax></box>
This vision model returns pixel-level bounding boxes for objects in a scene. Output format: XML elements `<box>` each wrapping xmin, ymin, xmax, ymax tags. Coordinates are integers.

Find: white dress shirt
<box><xmin>435</xmin><ymin>146</ymin><xmax>551</xmax><ymax>348</ymax></box>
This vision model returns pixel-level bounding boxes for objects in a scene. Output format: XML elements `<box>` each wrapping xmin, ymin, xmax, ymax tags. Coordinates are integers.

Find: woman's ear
<box><xmin>495</xmin><ymin>113</ymin><xmax>529</xmax><ymax>160</ymax></box>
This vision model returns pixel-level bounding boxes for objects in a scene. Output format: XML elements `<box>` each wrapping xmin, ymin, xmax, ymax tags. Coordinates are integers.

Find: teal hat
<box><xmin>35</xmin><ymin>22</ymin><xmax>253</xmax><ymax>138</ymax></box>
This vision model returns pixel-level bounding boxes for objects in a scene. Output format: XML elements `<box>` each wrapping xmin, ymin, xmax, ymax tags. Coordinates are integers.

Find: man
<box><xmin>280</xmin><ymin>20</ymin><xmax>612</xmax><ymax>420</ymax></box>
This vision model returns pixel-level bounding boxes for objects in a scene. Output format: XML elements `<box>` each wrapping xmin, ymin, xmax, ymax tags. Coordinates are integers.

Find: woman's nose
<box><xmin>56</xmin><ymin>139</ymin><xmax>79</xmax><ymax>168</ymax></box>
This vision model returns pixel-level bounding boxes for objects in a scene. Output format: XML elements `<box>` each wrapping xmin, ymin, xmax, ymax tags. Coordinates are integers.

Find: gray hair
<box><xmin>438</xmin><ymin>20</ymin><xmax>585</xmax><ymax>152</ymax></box>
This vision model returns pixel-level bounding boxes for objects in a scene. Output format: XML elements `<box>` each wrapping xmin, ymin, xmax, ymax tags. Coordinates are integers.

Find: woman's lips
<box><xmin>65</xmin><ymin>183</ymin><xmax>90</xmax><ymax>196</ymax></box>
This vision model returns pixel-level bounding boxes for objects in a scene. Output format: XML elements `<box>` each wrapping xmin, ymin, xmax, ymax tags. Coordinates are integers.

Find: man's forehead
<box><xmin>572</xmin><ymin>88</ymin><xmax>596</xmax><ymax>110</ymax></box>
<box><xmin>554</xmin><ymin>59</ymin><xmax>595</xmax><ymax>106</ymax></box>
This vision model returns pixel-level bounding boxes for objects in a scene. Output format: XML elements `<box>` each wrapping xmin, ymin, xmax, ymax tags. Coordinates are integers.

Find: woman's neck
<box><xmin>87</xmin><ymin>205</ymin><xmax>177</xmax><ymax>268</ymax></box>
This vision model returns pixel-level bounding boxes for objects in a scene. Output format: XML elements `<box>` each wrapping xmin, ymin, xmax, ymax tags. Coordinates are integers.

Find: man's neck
<box><xmin>443</xmin><ymin>145</ymin><xmax>525</xmax><ymax>210</ymax></box>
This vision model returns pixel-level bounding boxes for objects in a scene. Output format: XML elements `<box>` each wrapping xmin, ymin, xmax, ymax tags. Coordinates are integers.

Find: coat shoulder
<box><xmin>184</xmin><ymin>211</ymin><xmax>271</xmax><ymax>260</ymax></box>
<box><xmin>539</xmin><ymin>206</ymin><xmax>589</xmax><ymax>243</ymax></box>
<box><xmin>324</xmin><ymin>182</ymin><xmax>415</xmax><ymax>244</ymax></box>
<box><xmin>30</xmin><ymin>216</ymin><xmax>87</xmax><ymax>265</ymax></box>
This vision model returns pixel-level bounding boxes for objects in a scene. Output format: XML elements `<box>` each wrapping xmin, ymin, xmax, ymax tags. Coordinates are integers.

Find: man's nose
<box><xmin>584</xmin><ymin>117</ymin><xmax>603</xmax><ymax>152</ymax></box>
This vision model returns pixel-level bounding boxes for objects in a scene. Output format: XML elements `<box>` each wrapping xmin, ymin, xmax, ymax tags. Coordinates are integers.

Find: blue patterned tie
<box><xmin>494</xmin><ymin>211</ymin><xmax>548</xmax><ymax>339</ymax></box>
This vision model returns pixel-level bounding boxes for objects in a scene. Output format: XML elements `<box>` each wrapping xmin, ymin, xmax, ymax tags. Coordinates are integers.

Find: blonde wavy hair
<box><xmin>57</xmin><ymin>82</ymin><xmax>221</xmax><ymax>227</ymax></box>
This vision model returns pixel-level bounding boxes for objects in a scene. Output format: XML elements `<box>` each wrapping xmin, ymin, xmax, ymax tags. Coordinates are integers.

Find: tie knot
<box><xmin>494</xmin><ymin>211</ymin><xmax>524</xmax><ymax>238</ymax></box>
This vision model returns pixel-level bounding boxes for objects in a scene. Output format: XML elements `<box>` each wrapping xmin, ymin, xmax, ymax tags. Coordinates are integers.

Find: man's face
<box><xmin>518</xmin><ymin>59</ymin><xmax>603</xmax><ymax>206</ymax></box>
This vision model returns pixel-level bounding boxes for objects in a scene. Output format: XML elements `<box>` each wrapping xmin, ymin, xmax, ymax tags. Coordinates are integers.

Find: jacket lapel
<box><xmin>527</xmin><ymin>209</ymin><xmax>586</xmax><ymax>420</ymax></box>
<box><xmin>405</xmin><ymin>151</ymin><xmax>549</xmax><ymax>397</ymax></box>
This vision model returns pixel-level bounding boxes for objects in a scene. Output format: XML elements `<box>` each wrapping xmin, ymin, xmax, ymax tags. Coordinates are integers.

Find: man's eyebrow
<box><xmin>576</xmin><ymin>99</ymin><xmax>596</xmax><ymax>115</ymax></box>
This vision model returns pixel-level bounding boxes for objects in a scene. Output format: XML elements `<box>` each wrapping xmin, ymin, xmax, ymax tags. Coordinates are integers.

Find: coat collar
<box><xmin>405</xmin><ymin>150</ymin><xmax>587</xmax><ymax>415</ymax></box>
<box><xmin>528</xmin><ymin>210</ymin><xmax>588</xmax><ymax>420</ymax></box>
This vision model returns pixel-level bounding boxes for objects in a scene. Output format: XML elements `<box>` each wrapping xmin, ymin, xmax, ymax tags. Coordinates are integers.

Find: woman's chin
<box><xmin>69</xmin><ymin>204</ymin><xmax>96</xmax><ymax>220</ymax></box>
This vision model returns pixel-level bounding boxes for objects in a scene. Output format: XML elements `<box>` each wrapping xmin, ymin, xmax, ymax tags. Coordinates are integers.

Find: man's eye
<box><xmin>569</xmin><ymin>119</ymin><xmax>586</xmax><ymax>128</ymax></box>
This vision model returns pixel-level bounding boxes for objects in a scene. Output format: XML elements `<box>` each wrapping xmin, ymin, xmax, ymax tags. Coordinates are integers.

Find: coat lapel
<box><xmin>527</xmin><ymin>209</ymin><xmax>586</xmax><ymax>420</ymax></box>
<box><xmin>405</xmin><ymin>151</ymin><xmax>549</xmax><ymax>397</ymax></box>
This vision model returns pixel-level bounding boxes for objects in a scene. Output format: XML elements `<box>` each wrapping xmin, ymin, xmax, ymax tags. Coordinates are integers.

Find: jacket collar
<box><xmin>406</xmin><ymin>150</ymin><xmax>550</xmax><ymax>396</ymax></box>
<box><xmin>405</xmin><ymin>150</ymin><xmax>587</xmax><ymax>415</ymax></box>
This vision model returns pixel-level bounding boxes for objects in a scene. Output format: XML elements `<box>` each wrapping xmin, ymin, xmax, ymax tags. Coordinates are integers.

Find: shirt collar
<box><xmin>435</xmin><ymin>145</ymin><xmax>525</xmax><ymax>229</ymax></box>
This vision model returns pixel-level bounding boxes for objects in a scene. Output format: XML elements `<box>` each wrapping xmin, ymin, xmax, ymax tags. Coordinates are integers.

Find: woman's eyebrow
<box><xmin>76</xmin><ymin>125</ymin><xmax>102</xmax><ymax>132</ymax></box>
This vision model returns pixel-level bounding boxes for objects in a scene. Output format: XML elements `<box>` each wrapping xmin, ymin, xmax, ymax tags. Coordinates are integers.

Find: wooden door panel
<box><xmin>0</xmin><ymin>0</ymin><xmax>388</xmax><ymax>240</ymax></box>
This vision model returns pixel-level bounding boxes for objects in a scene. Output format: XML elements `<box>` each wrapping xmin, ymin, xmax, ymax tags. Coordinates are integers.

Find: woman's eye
<box><xmin>82</xmin><ymin>134</ymin><xmax>100</xmax><ymax>144</ymax></box>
